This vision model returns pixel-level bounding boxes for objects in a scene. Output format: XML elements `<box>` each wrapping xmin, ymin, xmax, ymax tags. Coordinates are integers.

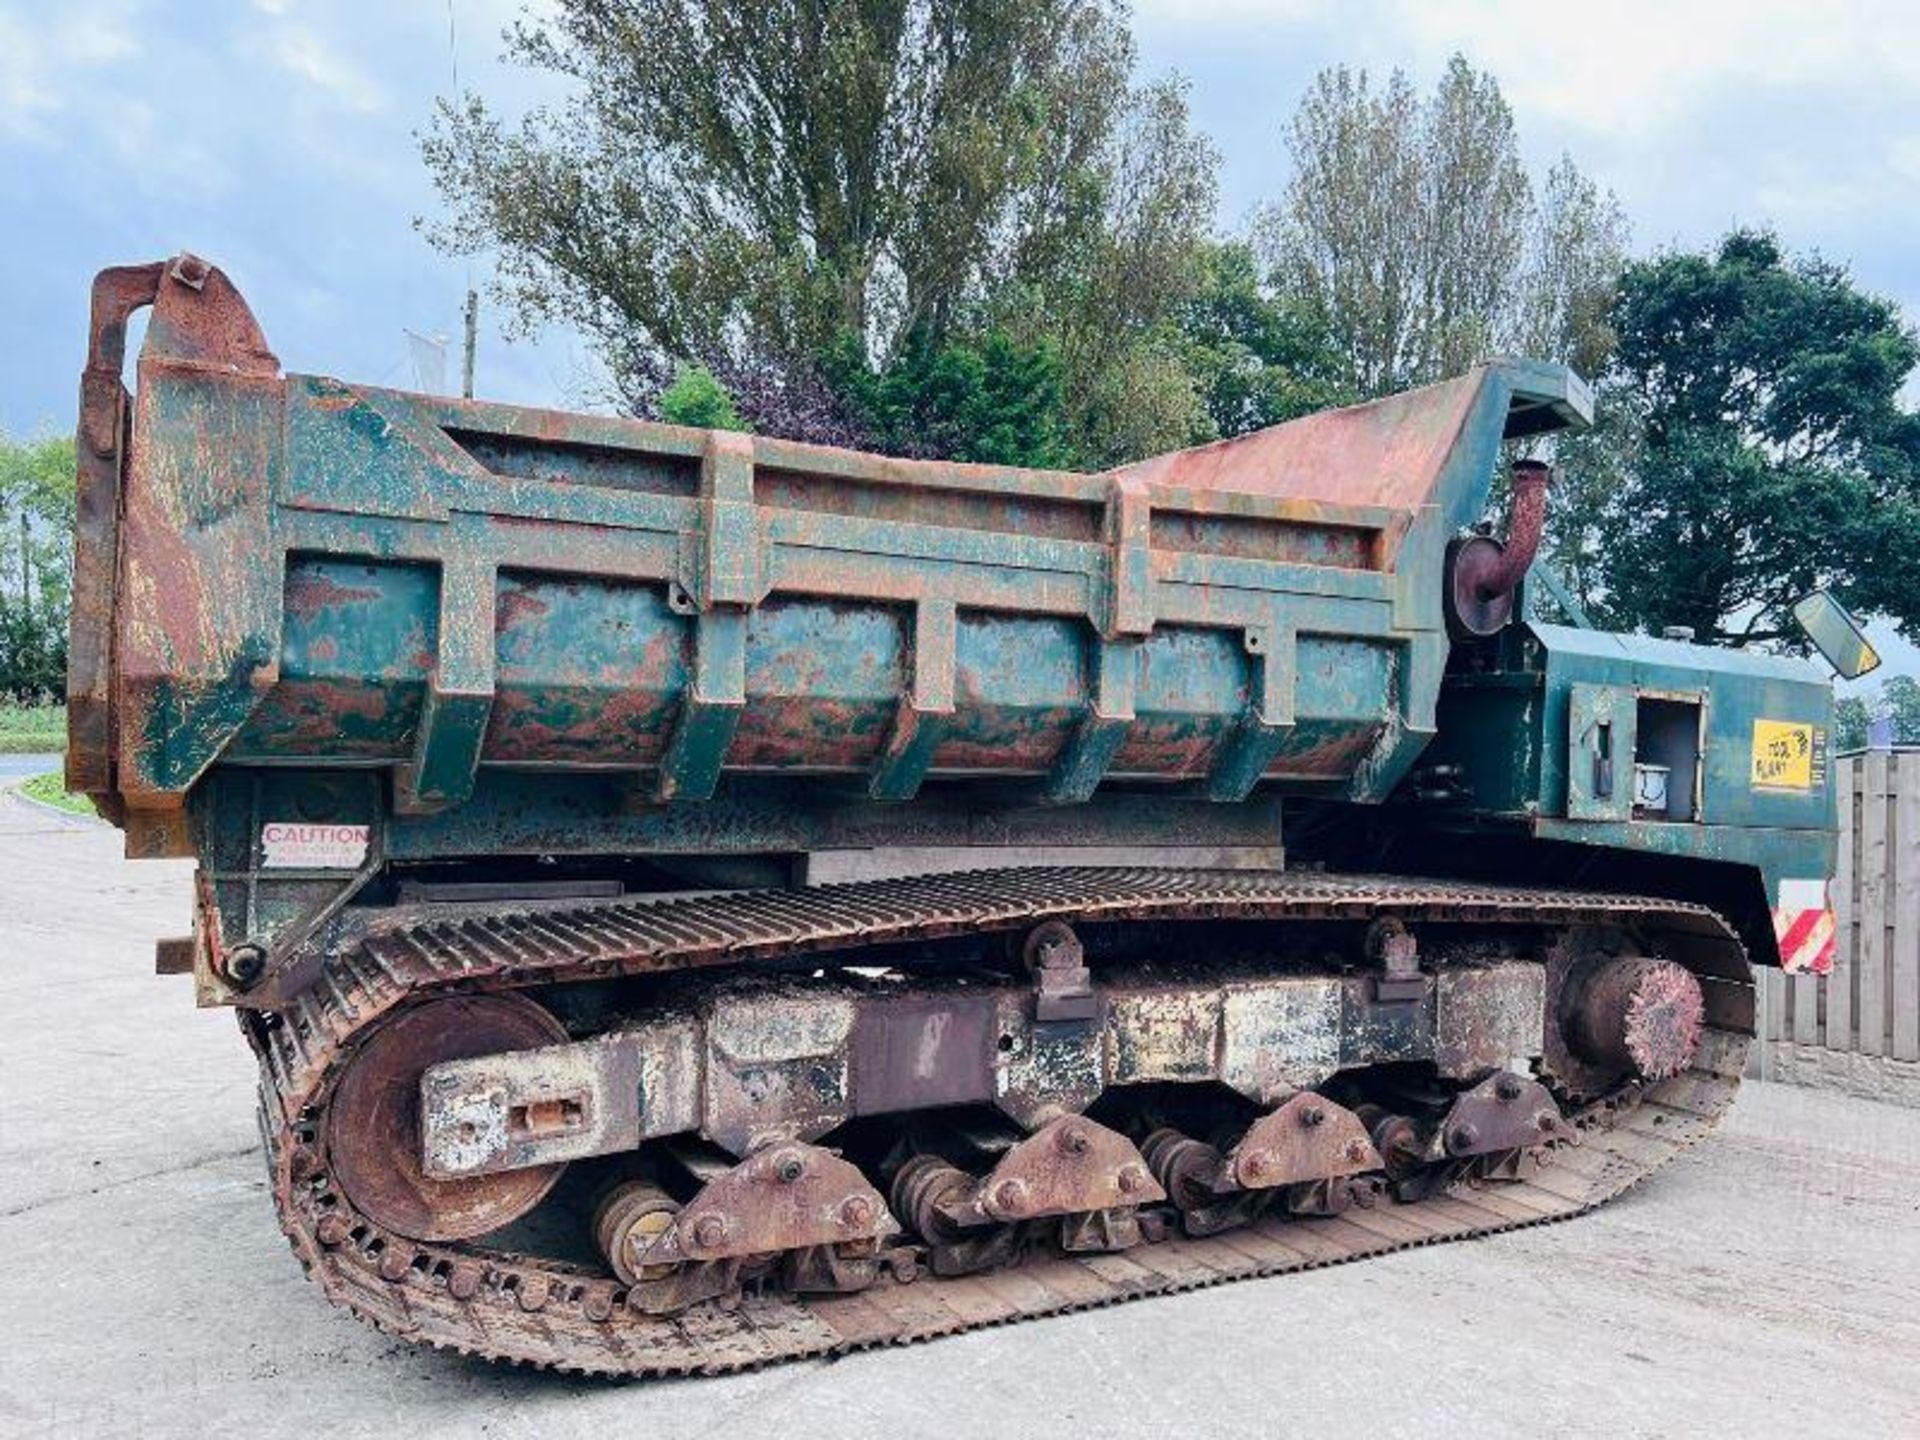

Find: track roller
<box><xmin>1230</xmin><ymin>1092</ymin><xmax>1383</xmax><ymax>1192</ymax></box>
<box><xmin>891</xmin><ymin>1155</ymin><xmax>1022</xmax><ymax>1276</ymax></box>
<box><xmin>1436</xmin><ymin>1072</ymin><xmax>1578</xmax><ymax>1161</ymax></box>
<box><xmin>976</xmin><ymin>1115</ymin><xmax>1163</xmax><ymax>1226</ymax></box>
<box><xmin>594</xmin><ymin>1181</ymin><xmax>681</xmax><ymax>1286</ymax></box>
<box><xmin>1145</xmin><ymin>1092</ymin><xmax>1384</xmax><ymax>1234</ymax></box>
<box><xmin>889</xmin><ymin>1115</ymin><xmax>1163</xmax><ymax>1274</ymax></box>
<box><xmin>625</xmin><ymin>1142</ymin><xmax>897</xmax><ymax>1314</ymax></box>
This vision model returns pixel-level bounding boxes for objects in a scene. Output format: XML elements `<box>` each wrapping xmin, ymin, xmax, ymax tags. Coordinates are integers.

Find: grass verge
<box><xmin>0</xmin><ymin>701</ymin><xmax>64</xmax><ymax>754</ymax></box>
<box><xmin>19</xmin><ymin>770</ymin><xmax>94</xmax><ymax>816</ymax></box>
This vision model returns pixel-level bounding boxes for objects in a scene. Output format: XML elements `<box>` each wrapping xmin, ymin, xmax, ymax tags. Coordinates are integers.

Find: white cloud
<box><xmin>0</xmin><ymin>0</ymin><xmax>143</xmax><ymax>139</ymax></box>
<box><xmin>1751</xmin><ymin>173</ymin><xmax>1878</xmax><ymax>228</ymax></box>
<box><xmin>101</xmin><ymin>95</ymin><xmax>236</xmax><ymax>204</ymax></box>
<box><xmin>1141</xmin><ymin>0</ymin><xmax>1920</xmax><ymax>155</ymax></box>
<box><xmin>1888</xmin><ymin>137</ymin><xmax>1920</xmax><ymax>186</ymax></box>
<box><xmin>1377</xmin><ymin>0</ymin><xmax>1920</xmax><ymax>142</ymax></box>
<box><xmin>259</xmin><ymin>23</ymin><xmax>388</xmax><ymax>113</ymax></box>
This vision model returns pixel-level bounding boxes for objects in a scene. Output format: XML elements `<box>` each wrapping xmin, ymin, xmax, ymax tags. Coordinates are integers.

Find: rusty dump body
<box><xmin>72</xmin><ymin>257</ymin><xmax>1837</xmax><ymax>1375</ymax></box>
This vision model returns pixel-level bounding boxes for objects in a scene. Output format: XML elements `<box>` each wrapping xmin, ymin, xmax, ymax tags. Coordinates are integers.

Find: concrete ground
<box><xmin>3</xmin><ymin>782</ymin><xmax>1918</xmax><ymax>1440</ymax></box>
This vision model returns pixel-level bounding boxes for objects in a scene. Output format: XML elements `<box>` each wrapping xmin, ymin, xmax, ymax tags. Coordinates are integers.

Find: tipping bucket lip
<box><xmin>68</xmin><ymin>262</ymin><xmax>169</xmax><ymax>808</ymax></box>
<box><xmin>1107</xmin><ymin>358</ymin><xmax>1590</xmax><ymax>515</ymax></box>
<box><xmin>70</xmin><ymin>257</ymin><xmax>280</xmax><ymax>815</ymax></box>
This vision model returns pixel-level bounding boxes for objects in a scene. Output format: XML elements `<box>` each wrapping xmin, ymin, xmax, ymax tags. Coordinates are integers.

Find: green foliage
<box><xmin>0</xmin><ymin>431</ymin><xmax>75</xmax><ymax>698</ymax></box>
<box><xmin>658</xmin><ymin>364</ymin><xmax>747</xmax><ymax>431</ymax></box>
<box><xmin>1576</xmin><ymin>232</ymin><xmax>1920</xmax><ymax>647</ymax></box>
<box><xmin>1889</xmin><ymin>675</ymin><xmax>1920</xmax><ymax>739</ymax></box>
<box><xmin>833</xmin><ymin>329</ymin><xmax>1071</xmax><ymax>468</ymax></box>
<box><xmin>423</xmin><ymin>3</ymin><xmax>1222</xmax><ymax>466</ymax></box>
<box><xmin>1835</xmin><ymin>675</ymin><xmax>1920</xmax><ymax>750</ymax></box>
<box><xmin>1176</xmin><ymin>241</ymin><xmax>1351</xmax><ymax>439</ymax></box>
<box><xmin>1835</xmin><ymin>694</ymin><xmax>1868</xmax><ymax>751</ymax></box>
<box><xmin>0</xmin><ymin>610</ymin><xmax>66</xmax><ymax>701</ymax></box>
<box><xmin>423</xmin><ymin>2</ymin><xmax>1140</xmax><ymax>417</ymax></box>
<box><xmin>18</xmin><ymin>770</ymin><xmax>91</xmax><ymax>814</ymax></box>
<box><xmin>0</xmin><ymin>700</ymin><xmax>64</xmax><ymax>754</ymax></box>
<box><xmin>1068</xmin><ymin>338</ymin><xmax>1209</xmax><ymax>467</ymax></box>
<box><xmin>992</xmin><ymin>74</ymin><xmax>1222</xmax><ymax>466</ymax></box>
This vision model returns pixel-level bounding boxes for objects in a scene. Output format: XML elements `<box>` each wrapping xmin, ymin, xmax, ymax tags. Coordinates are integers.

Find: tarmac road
<box><xmin>3</xmin><ymin>784</ymin><xmax>1917</xmax><ymax>1440</ymax></box>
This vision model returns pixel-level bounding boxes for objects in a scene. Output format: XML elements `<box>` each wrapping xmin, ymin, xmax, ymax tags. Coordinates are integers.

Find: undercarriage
<box><xmin>252</xmin><ymin>868</ymin><xmax>1751</xmax><ymax>1376</ymax></box>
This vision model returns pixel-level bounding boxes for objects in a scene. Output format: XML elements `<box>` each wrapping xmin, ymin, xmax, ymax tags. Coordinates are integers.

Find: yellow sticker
<box><xmin>1751</xmin><ymin>719</ymin><xmax>1815</xmax><ymax>790</ymax></box>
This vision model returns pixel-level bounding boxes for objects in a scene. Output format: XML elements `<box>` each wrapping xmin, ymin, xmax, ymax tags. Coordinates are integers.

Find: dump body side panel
<box><xmin>80</xmin><ymin>260</ymin><xmax>1590</xmax><ymax>849</ymax></box>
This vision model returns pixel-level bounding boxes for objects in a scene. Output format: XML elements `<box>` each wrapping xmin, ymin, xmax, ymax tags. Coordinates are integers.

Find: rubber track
<box><xmin>250</xmin><ymin>868</ymin><xmax>1751</xmax><ymax>1377</ymax></box>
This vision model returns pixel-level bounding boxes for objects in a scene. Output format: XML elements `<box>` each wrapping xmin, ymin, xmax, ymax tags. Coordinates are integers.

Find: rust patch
<box><xmin>495</xmin><ymin>586</ymin><xmax>551</xmax><ymax>632</ymax></box>
<box><xmin>285</xmin><ymin>570</ymin><xmax>381</xmax><ymax>622</ymax></box>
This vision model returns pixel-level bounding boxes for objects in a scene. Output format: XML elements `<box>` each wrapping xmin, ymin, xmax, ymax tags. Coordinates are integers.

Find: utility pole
<box><xmin>462</xmin><ymin>289</ymin><xmax>478</xmax><ymax>399</ymax></box>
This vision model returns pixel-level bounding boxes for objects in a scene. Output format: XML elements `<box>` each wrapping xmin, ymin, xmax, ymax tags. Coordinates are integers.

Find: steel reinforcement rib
<box><xmin>251</xmin><ymin>869</ymin><xmax>1751</xmax><ymax>1377</ymax></box>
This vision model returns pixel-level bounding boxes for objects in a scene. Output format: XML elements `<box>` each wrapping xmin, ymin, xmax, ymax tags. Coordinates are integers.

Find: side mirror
<box><xmin>1792</xmin><ymin>590</ymin><xmax>1881</xmax><ymax>680</ymax></box>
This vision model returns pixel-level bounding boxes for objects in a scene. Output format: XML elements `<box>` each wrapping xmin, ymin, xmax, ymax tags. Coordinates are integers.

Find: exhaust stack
<box><xmin>1445</xmin><ymin>458</ymin><xmax>1554</xmax><ymax>639</ymax></box>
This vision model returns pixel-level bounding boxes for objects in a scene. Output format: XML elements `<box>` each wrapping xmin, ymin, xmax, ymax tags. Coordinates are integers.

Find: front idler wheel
<box><xmin>323</xmin><ymin>993</ymin><xmax>571</xmax><ymax>1243</ymax></box>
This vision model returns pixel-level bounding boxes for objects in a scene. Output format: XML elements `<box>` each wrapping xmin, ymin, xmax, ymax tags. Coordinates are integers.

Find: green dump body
<box><xmin>71</xmin><ymin>258</ymin><xmax>1839</xmax><ymax>993</ymax></box>
<box><xmin>70</xmin><ymin>259</ymin><xmax>1590</xmax><ymax>831</ymax></box>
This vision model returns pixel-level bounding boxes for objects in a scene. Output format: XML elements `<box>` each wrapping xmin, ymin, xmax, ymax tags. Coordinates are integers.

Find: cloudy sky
<box><xmin>8</xmin><ymin>0</ymin><xmax>1920</xmax><ymax>430</ymax></box>
<box><xmin>0</xmin><ymin>0</ymin><xmax>1913</xmax><ymax>668</ymax></box>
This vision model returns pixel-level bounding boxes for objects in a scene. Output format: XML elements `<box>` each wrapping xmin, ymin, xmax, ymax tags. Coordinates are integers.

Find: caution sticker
<box><xmin>262</xmin><ymin>822</ymin><xmax>370</xmax><ymax>870</ymax></box>
<box><xmin>1750</xmin><ymin>720</ymin><xmax>1821</xmax><ymax>791</ymax></box>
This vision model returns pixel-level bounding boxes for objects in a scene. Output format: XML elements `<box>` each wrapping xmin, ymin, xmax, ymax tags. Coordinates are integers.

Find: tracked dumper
<box><xmin>73</xmin><ymin>257</ymin><xmax>1843</xmax><ymax>1375</ymax></box>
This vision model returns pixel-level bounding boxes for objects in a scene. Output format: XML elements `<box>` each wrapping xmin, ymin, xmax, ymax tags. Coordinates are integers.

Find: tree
<box><xmin>1175</xmin><ymin>240</ymin><xmax>1351</xmax><ymax>440</ymax></box>
<box><xmin>422</xmin><ymin>0</ymin><xmax>1200</xmax><ymax>458</ymax></box>
<box><xmin>990</xmin><ymin>74</ymin><xmax>1222</xmax><ymax>466</ymax></box>
<box><xmin>0</xmin><ymin>431</ymin><xmax>75</xmax><ymax>698</ymax></box>
<box><xmin>1577</xmin><ymin>232</ymin><xmax>1920</xmax><ymax>647</ymax></box>
<box><xmin>657</xmin><ymin>365</ymin><xmax>747</xmax><ymax>431</ymax></box>
<box><xmin>1258</xmin><ymin>56</ymin><xmax>1628</xmax><ymax>398</ymax></box>
<box><xmin>827</xmin><ymin>328</ymin><xmax>1072</xmax><ymax>468</ymax></box>
<box><xmin>1882</xmin><ymin>674</ymin><xmax>1920</xmax><ymax>742</ymax></box>
<box><xmin>1836</xmin><ymin>693</ymin><xmax>1869</xmax><ymax>750</ymax></box>
<box><xmin>1542</xmin><ymin>388</ymin><xmax>1646</xmax><ymax>614</ymax></box>
<box><xmin>1835</xmin><ymin>676</ymin><xmax>1920</xmax><ymax>750</ymax></box>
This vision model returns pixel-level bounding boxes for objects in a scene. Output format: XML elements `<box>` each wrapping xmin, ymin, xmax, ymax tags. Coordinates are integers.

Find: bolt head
<box><xmin>691</xmin><ymin>1214</ymin><xmax>729</xmax><ymax>1249</ymax></box>
<box><xmin>840</xmin><ymin>1195</ymin><xmax>874</xmax><ymax>1230</ymax></box>
<box><xmin>1058</xmin><ymin>1123</ymin><xmax>1091</xmax><ymax>1156</ymax></box>
<box><xmin>1345</xmin><ymin>1138</ymin><xmax>1371</xmax><ymax>1164</ymax></box>
<box><xmin>1301</xmin><ymin>1103</ymin><xmax>1328</xmax><ymax>1128</ymax></box>
<box><xmin>1448</xmin><ymin>1122</ymin><xmax>1479</xmax><ymax>1153</ymax></box>
<box><xmin>991</xmin><ymin>1178</ymin><xmax>1027</xmax><ymax>1215</ymax></box>
<box><xmin>1535</xmin><ymin>1110</ymin><xmax>1560</xmax><ymax>1133</ymax></box>
<box><xmin>1495</xmin><ymin>1074</ymin><xmax>1524</xmax><ymax>1101</ymax></box>
<box><xmin>1117</xmin><ymin>1162</ymin><xmax>1148</xmax><ymax>1195</ymax></box>
<box><xmin>1240</xmin><ymin>1150</ymin><xmax>1271</xmax><ymax>1180</ymax></box>
<box><xmin>773</xmin><ymin>1150</ymin><xmax>806</xmax><ymax>1184</ymax></box>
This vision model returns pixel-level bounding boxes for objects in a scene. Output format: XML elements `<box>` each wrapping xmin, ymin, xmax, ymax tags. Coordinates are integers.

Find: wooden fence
<box><xmin>1756</xmin><ymin>749</ymin><xmax>1920</xmax><ymax>1069</ymax></box>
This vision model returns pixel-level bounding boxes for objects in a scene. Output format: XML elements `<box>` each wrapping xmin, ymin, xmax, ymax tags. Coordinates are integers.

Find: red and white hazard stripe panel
<box><xmin>1773</xmin><ymin>878</ymin><xmax>1837</xmax><ymax>975</ymax></box>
